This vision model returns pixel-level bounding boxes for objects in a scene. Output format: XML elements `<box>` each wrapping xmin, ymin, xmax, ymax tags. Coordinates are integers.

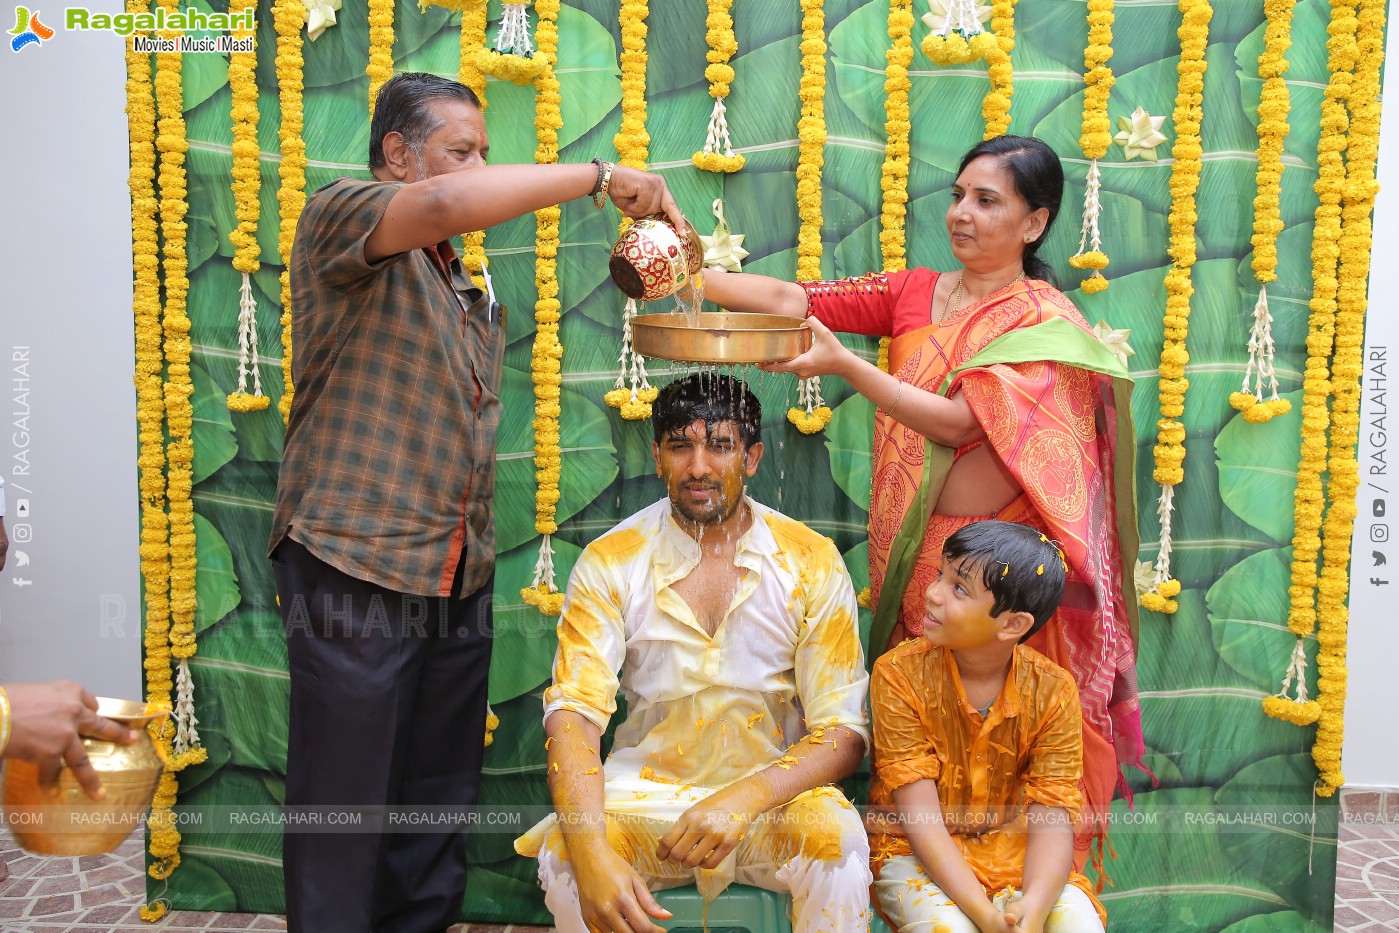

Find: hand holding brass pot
<box><xmin>609</xmin><ymin>215</ymin><xmax>704</xmax><ymax>301</ymax></box>
<box><xmin>2</xmin><ymin>697</ymin><xmax>167</xmax><ymax>856</ymax></box>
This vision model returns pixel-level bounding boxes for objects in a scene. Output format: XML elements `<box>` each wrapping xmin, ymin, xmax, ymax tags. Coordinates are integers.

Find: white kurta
<box><xmin>516</xmin><ymin>494</ymin><xmax>869</xmax><ymax>831</ymax></box>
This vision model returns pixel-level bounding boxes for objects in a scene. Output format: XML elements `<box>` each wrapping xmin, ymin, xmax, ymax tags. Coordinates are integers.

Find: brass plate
<box><xmin>631</xmin><ymin>312</ymin><xmax>811</xmax><ymax>364</ymax></box>
<box><xmin>95</xmin><ymin>697</ymin><xmax>167</xmax><ymax>726</ymax></box>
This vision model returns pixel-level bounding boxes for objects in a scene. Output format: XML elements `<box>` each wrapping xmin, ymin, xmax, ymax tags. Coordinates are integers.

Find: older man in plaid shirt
<box><xmin>268</xmin><ymin>72</ymin><xmax>683</xmax><ymax>933</ymax></box>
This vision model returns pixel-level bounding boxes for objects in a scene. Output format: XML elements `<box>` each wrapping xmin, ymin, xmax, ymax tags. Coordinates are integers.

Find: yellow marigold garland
<box><xmin>879</xmin><ymin>0</ymin><xmax>913</xmax><ymax>279</ymax></box>
<box><xmin>605</xmin><ymin>301</ymin><xmax>660</xmax><ymax>419</ymax></box>
<box><xmin>606</xmin><ymin>0</ymin><xmax>657</xmax><ymax>422</ymax></box>
<box><xmin>1275</xmin><ymin>0</ymin><xmax>1355</xmax><ymax>692</ymax></box>
<box><xmin>124</xmin><ymin>6</ymin><xmax>174</xmax><ymax>902</ymax></box>
<box><xmin>475</xmin><ymin>50</ymin><xmax>547</xmax><ymax>85</ymax></box>
<box><xmin>521</xmin><ymin>0</ymin><xmax>566</xmax><ymax>617</ymax></box>
<box><xmin>366</xmin><ymin>0</ymin><xmax>395</xmax><ymax>115</ymax></box>
<box><xmin>475</xmin><ymin>1</ymin><xmax>547</xmax><ymax>84</ymax></box>
<box><xmin>226</xmin><ymin>20</ymin><xmax>270</xmax><ymax>414</ymax></box>
<box><xmin>451</xmin><ymin>0</ymin><xmax>488</xmax><ymax>101</ymax></box>
<box><xmin>788</xmin><ymin>0</ymin><xmax>832</xmax><ymax>434</ymax></box>
<box><xmin>1140</xmin><ymin>0</ymin><xmax>1211</xmax><ymax>616</ymax></box>
<box><xmin>1078</xmin><ymin>0</ymin><xmax>1115</xmax><ymax>165</ymax></box>
<box><xmin>854</xmin><ymin>0</ymin><xmax>916</xmax><ymax>621</ymax></box>
<box><xmin>693</xmin><ymin>0</ymin><xmax>744</xmax><ymax>173</ymax></box>
<box><xmin>459</xmin><ymin>0</ymin><xmax>489</xmax><ymax>274</ymax></box>
<box><xmin>143</xmin><ymin>0</ymin><xmax>209</xmax><ymax>893</ymax></box>
<box><xmin>1264</xmin><ymin>693</ymin><xmax>1321</xmax><ymax>726</ymax></box>
<box><xmin>157</xmin><ymin>0</ymin><xmax>205</xmax><ymax>773</ymax></box>
<box><xmin>980</xmin><ymin>0</ymin><xmax>1016</xmax><ymax>139</ymax></box>
<box><xmin>1068</xmin><ymin>0</ymin><xmax>1114</xmax><ymax>293</ymax></box>
<box><xmin>1231</xmin><ymin>0</ymin><xmax>1297</xmax><ymax>424</ymax></box>
<box><xmin>1303</xmin><ymin>0</ymin><xmax>1382</xmax><ymax>795</ymax></box>
<box><xmin>920</xmin><ymin>0</ymin><xmax>996</xmax><ymax>66</ymax></box>
<box><xmin>138</xmin><ymin>901</ymin><xmax>169</xmax><ymax>923</ymax></box>
<box><xmin>274</xmin><ymin>0</ymin><xmax>307</xmax><ymax>425</ymax></box>
<box><xmin>875</xmin><ymin>0</ymin><xmax>914</xmax><ymax>377</ymax></box>
<box><xmin>616</xmin><ymin>0</ymin><xmax>650</xmax><ymax>173</ymax></box>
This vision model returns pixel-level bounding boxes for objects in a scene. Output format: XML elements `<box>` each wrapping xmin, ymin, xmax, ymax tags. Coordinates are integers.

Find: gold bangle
<box><xmin>0</xmin><ymin>686</ymin><xmax>12</xmax><ymax>758</ymax></box>
<box><xmin>885</xmin><ymin>379</ymin><xmax>904</xmax><ymax>418</ymax></box>
<box><xmin>592</xmin><ymin>160</ymin><xmax>615</xmax><ymax>209</ymax></box>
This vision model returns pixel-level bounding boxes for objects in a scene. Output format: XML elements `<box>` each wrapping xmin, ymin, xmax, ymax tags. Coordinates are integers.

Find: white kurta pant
<box><xmin>874</xmin><ymin>854</ymin><xmax>1105</xmax><ymax>933</ymax></box>
<box><xmin>535</xmin><ymin>789</ymin><xmax>872</xmax><ymax>933</ymax></box>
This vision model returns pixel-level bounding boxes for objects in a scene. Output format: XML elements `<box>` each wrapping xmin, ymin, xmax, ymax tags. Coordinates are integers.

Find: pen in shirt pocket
<box><xmin>481</xmin><ymin>261</ymin><xmax>500</xmax><ymax>324</ymax></box>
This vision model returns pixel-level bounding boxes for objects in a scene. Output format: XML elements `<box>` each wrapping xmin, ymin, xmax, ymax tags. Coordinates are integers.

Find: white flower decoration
<box><xmin>305</xmin><ymin>0</ymin><xmax>341</xmax><ymax>41</ymax></box>
<box><xmin>1134</xmin><ymin>560</ymin><xmax>1156</xmax><ymax>598</ymax></box>
<box><xmin>698</xmin><ymin>198</ymin><xmax>749</xmax><ymax>274</ymax></box>
<box><xmin>922</xmin><ymin>0</ymin><xmax>992</xmax><ymax>36</ymax></box>
<box><xmin>1113</xmin><ymin>106</ymin><xmax>1169</xmax><ymax>162</ymax></box>
<box><xmin>1093</xmin><ymin>320</ymin><xmax>1135</xmax><ymax>369</ymax></box>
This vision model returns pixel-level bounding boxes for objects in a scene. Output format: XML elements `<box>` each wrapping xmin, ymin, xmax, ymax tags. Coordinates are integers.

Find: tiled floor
<box><xmin>4</xmin><ymin>792</ymin><xmax>1398</xmax><ymax>932</ymax></box>
<box><xmin>0</xmin><ymin>830</ymin><xmax>550</xmax><ymax>933</ymax></box>
<box><xmin>1334</xmin><ymin>787</ymin><xmax>1399</xmax><ymax>933</ymax></box>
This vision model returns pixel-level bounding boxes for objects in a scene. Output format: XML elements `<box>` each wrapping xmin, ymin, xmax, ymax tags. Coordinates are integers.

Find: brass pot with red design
<box><xmin>609</xmin><ymin>215</ymin><xmax>703</xmax><ymax>301</ymax></box>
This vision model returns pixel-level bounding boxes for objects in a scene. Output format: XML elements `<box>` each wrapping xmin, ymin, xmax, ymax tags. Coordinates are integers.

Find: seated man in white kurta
<box><xmin>515</xmin><ymin>373</ymin><xmax>872</xmax><ymax>933</ymax></box>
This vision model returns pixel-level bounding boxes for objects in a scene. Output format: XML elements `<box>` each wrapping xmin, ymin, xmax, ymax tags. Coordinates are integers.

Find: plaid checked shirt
<box><xmin>270</xmin><ymin>177</ymin><xmax>505</xmax><ymax>598</ymax></box>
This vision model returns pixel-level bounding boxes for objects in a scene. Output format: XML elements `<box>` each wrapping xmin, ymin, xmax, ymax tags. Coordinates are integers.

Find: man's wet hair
<box><xmin>942</xmin><ymin>520</ymin><xmax>1066</xmax><ymax>641</ymax></box>
<box><xmin>369</xmin><ymin>72</ymin><xmax>481</xmax><ymax>170</ymax></box>
<box><xmin>652</xmin><ymin>373</ymin><xmax>762</xmax><ymax>449</ymax></box>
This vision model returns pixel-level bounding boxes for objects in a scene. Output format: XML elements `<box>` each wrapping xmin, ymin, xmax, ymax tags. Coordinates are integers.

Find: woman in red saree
<box><xmin>702</xmin><ymin>135</ymin><xmax>1144</xmax><ymax>866</ymax></box>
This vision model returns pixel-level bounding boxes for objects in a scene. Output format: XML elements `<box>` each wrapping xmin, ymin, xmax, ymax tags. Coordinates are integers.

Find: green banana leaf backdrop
<box><xmin>159</xmin><ymin>0</ymin><xmax>1363</xmax><ymax>927</ymax></box>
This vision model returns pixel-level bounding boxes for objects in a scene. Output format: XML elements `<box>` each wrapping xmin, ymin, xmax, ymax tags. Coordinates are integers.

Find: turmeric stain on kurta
<box><xmin>746</xmin><ymin>792</ymin><xmax>847</xmax><ymax>865</ymax></box>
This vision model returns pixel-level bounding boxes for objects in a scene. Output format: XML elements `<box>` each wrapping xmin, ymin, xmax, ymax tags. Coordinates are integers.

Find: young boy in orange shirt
<box><xmin>869</xmin><ymin>520</ymin><xmax>1107</xmax><ymax>932</ymax></box>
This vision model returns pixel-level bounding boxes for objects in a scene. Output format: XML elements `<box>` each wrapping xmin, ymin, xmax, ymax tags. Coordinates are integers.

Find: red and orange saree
<box><xmin>804</xmin><ymin>269</ymin><xmax>1144</xmax><ymax>862</ymax></box>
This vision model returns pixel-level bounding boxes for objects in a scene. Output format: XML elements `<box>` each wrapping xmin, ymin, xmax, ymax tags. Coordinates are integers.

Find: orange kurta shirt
<box><xmin>869</xmin><ymin>639</ymin><xmax>1105</xmax><ymax>920</ymax></box>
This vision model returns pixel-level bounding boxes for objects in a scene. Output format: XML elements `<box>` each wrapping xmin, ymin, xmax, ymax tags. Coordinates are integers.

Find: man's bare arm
<box><xmin>544</xmin><ymin>710</ymin><xmax>671</xmax><ymax>933</ymax></box>
<box><xmin>365</xmin><ymin>163</ymin><xmax>683</xmax><ymax>262</ymax></box>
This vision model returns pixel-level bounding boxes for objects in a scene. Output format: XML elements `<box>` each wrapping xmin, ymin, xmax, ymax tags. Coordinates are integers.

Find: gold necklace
<box><xmin>940</xmin><ymin>276</ymin><xmax>964</xmax><ymax>322</ymax></box>
<box><xmin>940</xmin><ymin>271</ymin><xmax>1026</xmax><ymax>322</ymax></box>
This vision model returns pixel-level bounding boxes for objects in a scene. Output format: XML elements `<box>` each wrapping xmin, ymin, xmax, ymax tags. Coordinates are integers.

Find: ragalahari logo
<box><xmin>10</xmin><ymin>5</ymin><xmax>53</xmax><ymax>51</ymax></box>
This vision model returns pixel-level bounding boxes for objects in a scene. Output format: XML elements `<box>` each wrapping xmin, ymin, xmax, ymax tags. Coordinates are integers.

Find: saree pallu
<box><xmin>805</xmin><ymin>272</ymin><xmax>1145</xmax><ymax>864</ymax></box>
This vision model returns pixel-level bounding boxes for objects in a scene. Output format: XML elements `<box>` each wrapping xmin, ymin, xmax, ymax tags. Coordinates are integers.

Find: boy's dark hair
<box><xmin>369</xmin><ymin>73</ymin><xmax>481</xmax><ymax>170</ymax></box>
<box><xmin>942</xmin><ymin>520</ymin><xmax>1066</xmax><ymax>640</ymax></box>
<box><xmin>652</xmin><ymin>373</ymin><xmax>761</xmax><ymax>449</ymax></box>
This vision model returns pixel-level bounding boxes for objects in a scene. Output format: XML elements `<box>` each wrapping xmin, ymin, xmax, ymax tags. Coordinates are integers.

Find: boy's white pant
<box><xmin>874</xmin><ymin>854</ymin><xmax>1105</xmax><ymax>933</ymax></box>
<box><xmin>535</xmin><ymin>791</ymin><xmax>872</xmax><ymax>933</ymax></box>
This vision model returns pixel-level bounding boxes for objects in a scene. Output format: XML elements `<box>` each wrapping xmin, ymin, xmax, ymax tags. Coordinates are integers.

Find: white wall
<box><xmin>1342</xmin><ymin>22</ymin><xmax>1399</xmax><ymax>788</ymax></box>
<box><xmin>0</xmin><ymin>19</ymin><xmax>141</xmax><ymax>698</ymax></box>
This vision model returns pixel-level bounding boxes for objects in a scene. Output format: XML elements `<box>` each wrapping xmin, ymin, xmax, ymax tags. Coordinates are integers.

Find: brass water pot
<box><xmin>2</xmin><ymin>697</ymin><xmax>167</xmax><ymax>855</ymax></box>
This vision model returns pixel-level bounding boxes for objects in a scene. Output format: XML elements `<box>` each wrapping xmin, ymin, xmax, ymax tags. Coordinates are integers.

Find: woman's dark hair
<box><xmin>942</xmin><ymin>520</ymin><xmax>1066</xmax><ymax>640</ymax></box>
<box><xmin>957</xmin><ymin>135</ymin><xmax>1064</xmax><ymax>285</ymax></box>
<box><xmin>653</xmin><ymin>373</ymin><xmax>762</xmax><ymax>450</ymax></box>
<box><xmin>369</xmin><ymin>73</ymin><xmax>481</xmax><ymax>170</ymax></box>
